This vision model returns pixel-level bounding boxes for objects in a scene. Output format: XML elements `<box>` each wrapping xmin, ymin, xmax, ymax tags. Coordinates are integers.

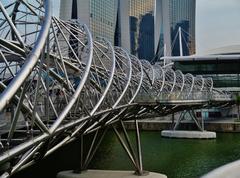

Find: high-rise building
<box><xmin>129</xmin><ymin>0</ymin><xmax>155</xmax><ymax>60</ymax></box>
<box><xmin>60</xmin><ymin>0</ymin><xmax>196</xmax><ymax>59</ymax></box>
<box><xmin>154</xmin><ymin>0</ymin><xmax>171</xmax><ymax>57</ymax></box>
<box><xmin>114</xmin><ymin>0</ymin><xmax>131</xmax><ymax>52</ymax></box>
<box><xmin>170</xmin><ymin>0</ymin><xmax>196</xmax><ymax>56</ymax></box>
<box><xmin>60</xmin><ymin>0</ymin><xmax>156</xmax><ymax>60</ymax></box>
<box><xmin>155</xmin><ymin>0</ymin><xmax>196</xmax><ymax>57</ymax></box>
<box><xmin>60</xmin><ymin>0</ymin><xmax>118</xmax><ymax>45</ymax></box>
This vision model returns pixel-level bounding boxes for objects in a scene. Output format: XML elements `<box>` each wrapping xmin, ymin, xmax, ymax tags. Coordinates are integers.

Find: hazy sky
<box><xmin>53</xmin><ymin>0</ymin><xmax>240</xmax><ymax>55</ymax></box>
<box><xmin>196</xmin><ymin>0</ymin><xmax>240</xmax><ymax>54</ymax></box>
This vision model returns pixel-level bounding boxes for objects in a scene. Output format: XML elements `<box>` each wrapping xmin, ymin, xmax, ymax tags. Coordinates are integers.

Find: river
<box><xmin>13</xmin><ymin>131</ymin><xmax>240</xmax><ymax>178</ymax></box>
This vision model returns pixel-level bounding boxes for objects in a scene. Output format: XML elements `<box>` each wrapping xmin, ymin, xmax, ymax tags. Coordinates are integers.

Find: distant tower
<box><xmin>170</xmin><ymin>0</ymin><xmax>196</xmax><ymax>56</ymax></box>
<box><xmin>154</xmin><ymin>0</ymin><xmax>172</xmax><ymax>57</ymax></box>
<box><xmin>129</xmin><ymin>0</ymin><xmax>155</xmax><ymax>60</ymax></box>
<box><xmin>59</xmin><ymin>0</ymin><xmax>80</xmax><ymax>57</ymax></box>
<box><xmin>60</xmin><ymin>0</ymin><xmax>118</xmax><ymax>45</ymax></box>
<box><xmin>115</xmin><ymin>0</ymin><xmax>131</xmax><ymax>52</ymax></box>
<box><xmin>155</xmin><ymin>0</ymin><xmax>196</xmax><ymax>57</ymax></box>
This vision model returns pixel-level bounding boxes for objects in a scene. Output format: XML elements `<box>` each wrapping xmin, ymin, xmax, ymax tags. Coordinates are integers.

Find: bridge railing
<box><xmin>0</xmin><ymin>7</ymin><xmax>234</xmax><ymax>176</ymax></box>
<box><xmin>135</xmin><ymin>91</ymin><xmax>213</xmax><ymax>103</ymax></box>
<box><xmin>210</xmin><ymin>90</ymin><xmax>233</xmax><ymax>101</ymax></box>
<box><xmin>135</xmin><ymin>88</ymin><xmax>233</xmax><ymax>104</ymax></box>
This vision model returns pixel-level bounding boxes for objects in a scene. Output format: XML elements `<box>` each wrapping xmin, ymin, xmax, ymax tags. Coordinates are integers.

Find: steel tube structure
<box><xmin>0</xmin><ymin>3</ymin><xmax>233</xmax><ymax>176</ymax></box>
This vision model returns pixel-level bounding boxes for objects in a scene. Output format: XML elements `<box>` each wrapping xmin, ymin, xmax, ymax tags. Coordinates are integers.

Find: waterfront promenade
<box><xmin>124</xmin><ymin>117</ymin><xmax>240</xmax><ymax>132</ymax></box>
<box><xmin>57</xmin><ymin>170</ymin><xmax>167</xmax><ymax>178</ymax></box>
<box><xmin>0</xmin><ymin>1</ymin><xmax>238</xmax><ymax>177</ymax></box>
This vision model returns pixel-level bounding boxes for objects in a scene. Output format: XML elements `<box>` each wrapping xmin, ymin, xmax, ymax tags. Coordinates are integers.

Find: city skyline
<box><xmin>0</xmin><ymin>1</ymin><xmax>239</xmax><ymax>177</ymax></box>
<box><xmin>53</xmin><ymin>0</ymin><xmax>240</xmax><ymax>55</ymax></box>
<box><xmin>154</xmin><ymin>0</ymin><xmax>196</xmax><ymax>57</ymax></box>
<box><xmin>59</xmin><ymin>0</ymin><xmax>118</xmax><ymax>45</ymax></box>
<box><xmin>129</xmin><ymin>0</ymin><xmax>155</xmax><ymax>59</ymax></box>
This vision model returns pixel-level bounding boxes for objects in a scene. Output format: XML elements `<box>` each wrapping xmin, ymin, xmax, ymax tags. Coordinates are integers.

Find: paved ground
<box><xmin>57</xmin><ymin>170</ymin><xmax>167</xmax><ymax>178</ymax></box>
<box><xmin>138</xmin><ymin>117</ymin><xmax>238</xmax><ymax>124</ymax></box>
<box><xmin>202</xmin><ymin>159</ymin><xmax>240</xmax><ymax>178</ymax></box>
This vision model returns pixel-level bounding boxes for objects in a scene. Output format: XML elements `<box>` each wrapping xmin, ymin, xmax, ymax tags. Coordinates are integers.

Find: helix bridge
<box><xmin>0</xmin><ymin>0</ymin><xmax>233</xmax><ymax>177</ymax></box>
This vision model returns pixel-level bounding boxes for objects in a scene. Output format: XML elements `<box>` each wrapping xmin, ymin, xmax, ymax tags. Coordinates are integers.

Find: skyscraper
<box><xmin>60</xmin><ymin>0</ymin><xmax>118</xmax><ymax>45</ymax></box>
<box><xmin>170</xmin><ymin>0</ymin><xmax>196</xmax><ymax>56</ymax></box>
<box><xmin>60</xmin><ymin>0</ymin><xmax>156</xmax><ymax>60</ymax></box>
<box><xmin>154</xmin><ymin>0</ymin><xmax>171</xmax><ymax>57</ymax></box>
<box><xmin>155</xmin><ymin>0</ymin><xmax>196</xmax><ymax>57</ymax></box>
<box><xmin>115</xmin><ymin>0</ymin><xmax>131</xmax><ymax>52</ymax></box>
<box><xmin>129</xmin><ymin>0</ymin><xmax>155</xmax><ymax>60</ymax></box>
<box><xmin>60</xmin><ymin>0</ymin><xmax>196</xmax><ymax>60</ymax></box>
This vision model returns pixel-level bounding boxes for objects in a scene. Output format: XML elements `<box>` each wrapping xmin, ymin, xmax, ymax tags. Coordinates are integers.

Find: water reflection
<box><xmin>90</xmin><ymin>131</ymin><xmax>240</xmax><ymax>178</ymax></box>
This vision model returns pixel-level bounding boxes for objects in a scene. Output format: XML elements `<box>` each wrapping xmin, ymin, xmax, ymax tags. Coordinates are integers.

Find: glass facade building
<box><xmin>170</xmin><ymin>0</ymin><xmax>196</xmax><ymax>56</ymax></box>
<box><xmin>114</xmin><ymin>0</ymin><xmax>130</xmax><ymax>52</ymax></box>
<box><xmin>155</xmin><ymin>0</ymin><xmax>196</xmax><ymax>58</ymax></box>
<box><xmin>89</xmin><ymin>0</ymin><xmax>118</xmax><ymax>44</ymax></box>
<box><xmin>60</xmin><ymin>0</ymin><xmax>155</xmax><ymax>60</ymax></box>
<box><xmin>174</xmin><ymin>59</ymin><xmax>240</xmax><ymax>88</ymax></box>
<box><xmin>60</xmin><ymin>0</ymin><xmax>196</xmax><ymax>59</ymax></box>
<box><xmin>154</xmin><ymin>0</ymin><xmax>171</xmax><ymax>58</ymax></box>
<box><xmin>60</xmin><ymin>0</ymin><xmax>118</xmax><ymax>45</ymax></box>
<box><xmin>129</xmin><ymin>0</ymin><xmax>155</xmax><ymax>60</ymax></box>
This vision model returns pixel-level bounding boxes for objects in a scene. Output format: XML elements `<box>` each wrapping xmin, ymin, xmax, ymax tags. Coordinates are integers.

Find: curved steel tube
<box><xmin>0</xmin><ymin>0</ymin><xmax>52</xmax><ymax>111</ymax></box>
<box><xmin>0</xmin><ymin>11</ymin><xmax>232</xmax><ymax>176</ymax></box>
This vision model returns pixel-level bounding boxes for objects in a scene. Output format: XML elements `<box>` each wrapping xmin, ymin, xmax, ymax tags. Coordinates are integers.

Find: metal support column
<box><xmin>189</xmin><ymin>109</ymin><xmax>204</xmax><ymax>131</ymax></box>
<box><xmin>173</xmin><ymin>111</ymin><xmax>186</xmax><ymax>130</ymax></box>
<box><xmin>135</xmin><ymin>119</ymin><xmax>143</xmax><ymax>175</ymax></box>
<box><xmin>201</xmin><ymin>109</ymin><xmax>205</xmax><ymax>131</ymax></box>
<box><xmin>112</xmin><ymin>121</ymin><xmax>146</xmax><ymax>176</ymax></box>
<box><xmin>171</xmin><ymin>112</ymin><xmax>175</xmax><ymax>129</ymax></box>
<box><xmin>82</xmin><ymin>129</ymin><xmax>107</xmax><ymax>170</ymax></box>
<box><xmin>112</xmin><ymin>125</ymin><xmax>140</xmax><ymax>171</ymax></box>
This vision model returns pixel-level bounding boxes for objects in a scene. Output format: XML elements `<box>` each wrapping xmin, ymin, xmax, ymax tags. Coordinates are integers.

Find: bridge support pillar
<box><xmin>201</xmin><ymin>109</ymin><xmax>205</xmax><ymax>131</ymax></box>
<box><xmin>171</xmin><ymin>113</ymin><xmax>175</xmax><ymax>129</ymax></box>
<box><xmin>112</xmin><ymin>120</ymin><xmax>146</xmax><ymax>176</ymax></box>
<box><xmin>174</xmin><ymin>109</ymin><xmax>205</xmax><ymax>131</ymax></box>
<box><xmin>135</xmin><ymin>120</ymin><xmax>143</xmax><ymax>175</ymax></box>
<box><xmin>162</xmin><ymin>109</ymin><xmax>216</xmax><ymax>139</ymax></box>
<box><xmin>74</xmin><ymin>129</ymin><xmax>108</xmax><ymax>173</ymax></box>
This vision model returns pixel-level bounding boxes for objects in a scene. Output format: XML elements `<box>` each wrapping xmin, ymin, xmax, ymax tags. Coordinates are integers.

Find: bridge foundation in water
<box><xmin>0</xmin><ymin>1</ymin><xmax>233</xmax><ymax>176</ymax></box>
<box><xmin>161</xmin><ymin>110</ymin><xmax>216</xmax><ymax>139</ymax></box>
<box><xmin>161</xmin><ymin>130</ymin><xmax>216</xmax><ymax>139</ymax></box>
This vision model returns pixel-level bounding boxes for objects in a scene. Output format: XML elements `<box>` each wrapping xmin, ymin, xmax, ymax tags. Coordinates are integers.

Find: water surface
<box><xmin>13</xmin><ymin>131</ymin><xmax>240</xmax><ymax>178</ymax></box>
<box><xmin>90</xmin><ymin>131</ymin><xmax>240</xmax><ymax>178</ymax></box>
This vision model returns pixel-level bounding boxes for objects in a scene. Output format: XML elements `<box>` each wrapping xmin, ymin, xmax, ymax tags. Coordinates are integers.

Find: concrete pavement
<box><xmin>57</xmin><ymin>170</ymin><xmax>167</xmax><ymax>178</ymax></box>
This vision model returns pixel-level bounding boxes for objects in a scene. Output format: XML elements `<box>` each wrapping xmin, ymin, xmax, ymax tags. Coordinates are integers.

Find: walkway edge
<box><xmin>202</xmin><ymin>159</ymin><xmax>240</xmax><ymax>178</ymax></box>
<box><xmin>57</xmin><ymin>170</ymin><xmax>167</xmax><ymax>178</ymax></box>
